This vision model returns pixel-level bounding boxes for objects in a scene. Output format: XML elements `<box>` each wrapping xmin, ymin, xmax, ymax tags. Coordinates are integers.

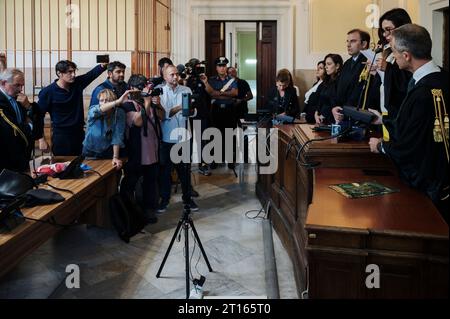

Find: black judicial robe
<box><xmin>382</xmin><ymin>61</ymin><xmax>412</xmax><ymax>119</ymax></box>
<box><xmin>0</xmin><ymin>93</ymin><xmax>43</xmax><ymax>172</ymax></box>
<box><xmin>336</xmin><ymin>54</ymin><xmax>367</xmax><ymax>107</ymax></box>
<box><xmin>383</xmin><ymin>71</ymin><xmax>449</xmax><ymax>204</ymax></box>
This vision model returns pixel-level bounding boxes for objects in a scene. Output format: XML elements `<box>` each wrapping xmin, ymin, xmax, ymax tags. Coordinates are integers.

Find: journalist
<box><xmin>120</xmin><ymin>75</ymin><xmax>165</xmax><ymax>224</ymax></box>
<box><xmin>157</xmin><ymin>65</ymin><xmax>198</xmax><ymax>213</ymax></box>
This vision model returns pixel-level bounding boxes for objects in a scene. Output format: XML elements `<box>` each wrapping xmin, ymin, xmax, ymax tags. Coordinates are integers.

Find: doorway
<box><xmin>226</xmin><ymin>23</ymin><xmax>257</xmax><ymax>113</ymax></box>
<box><xmin>205</xmin><ymin>20</ymin><xmax>277</xmax><ymax>113</ymax></box>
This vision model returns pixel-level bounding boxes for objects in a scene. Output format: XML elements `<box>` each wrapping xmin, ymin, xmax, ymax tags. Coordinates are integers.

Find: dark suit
<box><xmin>336</xmin><ymin>54</ymin><xmax>367</xmax><ymax>107</ymax></box>
<box><xmin>0</xmin><ymin>91</ymin><xmax>43</xmax><ymax>172</ymax></box>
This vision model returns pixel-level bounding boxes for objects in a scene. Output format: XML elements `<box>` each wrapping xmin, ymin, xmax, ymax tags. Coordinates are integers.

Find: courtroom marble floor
<box><xmin>0</xmin><ymin>165</ymin><xmax>298</xmax><ymax>299</ymax></box>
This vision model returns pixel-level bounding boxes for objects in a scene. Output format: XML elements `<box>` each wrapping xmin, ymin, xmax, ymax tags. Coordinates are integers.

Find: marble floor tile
<box><xmin>0</xmin><ymin>165</ymin><xmax>298</xmax><ymax>299</ymax></box>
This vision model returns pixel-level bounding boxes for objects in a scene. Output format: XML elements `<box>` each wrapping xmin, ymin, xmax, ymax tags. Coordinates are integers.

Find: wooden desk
<box><xmin>0</xmin><ymin>159</ymin><xmax>119</xmax><ymax>278</ymax></box>
<box><xmin>306</xmin><ymin>168</ymin><xmax>448</xmax><ymax>298</ymax></box>
<box><xmin>256</xmin><ymin>124</ymin><xmax>448</xmax><ymax>298</ymax></box>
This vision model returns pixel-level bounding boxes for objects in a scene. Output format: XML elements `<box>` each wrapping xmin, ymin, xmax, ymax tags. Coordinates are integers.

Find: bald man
<box><xmin>156</xmin><ymin>65</ymin><xmax>199</xmax><ymax>213</ymax></box>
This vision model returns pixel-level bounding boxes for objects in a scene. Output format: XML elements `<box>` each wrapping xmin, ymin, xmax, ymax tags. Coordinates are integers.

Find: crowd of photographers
<box><xmin>0</xmin><ymin>56</ymin><xmax>253</xmax><ymax>224</ymax></box>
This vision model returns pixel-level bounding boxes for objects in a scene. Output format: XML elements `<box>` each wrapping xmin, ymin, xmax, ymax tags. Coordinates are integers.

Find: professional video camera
<box><xmin>185</xmin><ymin>59</ymin><xmax>206</xmax><ymax>78</ymax></box>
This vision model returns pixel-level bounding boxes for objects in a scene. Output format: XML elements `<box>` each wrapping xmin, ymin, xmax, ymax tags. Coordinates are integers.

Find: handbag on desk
<box><xmin>0</xmin><ymin>169</ymin><xmax>36</xmax><ymax>201</ymax></box>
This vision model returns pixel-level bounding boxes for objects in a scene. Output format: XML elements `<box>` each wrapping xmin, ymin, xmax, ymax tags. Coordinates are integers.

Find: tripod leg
<box><xmin>156</xmin><ymin>218</ymin><xmax>183</xmax><ymax>278</ymax></box>
<box><xmin>189</xmin><ymin>218</ymin><xmax>213</xmax><ymax>272</ymax></box>
<box><xmin>184</xmin><ymin>222</ymin><xmax>190</xmax><ymax>299</ymax></box>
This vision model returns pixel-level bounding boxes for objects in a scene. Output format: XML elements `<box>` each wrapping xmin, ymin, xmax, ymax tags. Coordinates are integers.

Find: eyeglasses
<box><xmin>382</xmin><ymin>27</ymin><xmax>396</xmax><ymax>35</ymax></box>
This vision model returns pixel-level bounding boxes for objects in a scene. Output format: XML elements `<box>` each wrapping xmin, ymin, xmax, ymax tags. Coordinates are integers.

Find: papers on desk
<box><xmin>329</xmin><ymin>181</ymin><xmax>399</xmax><ymax>199</ymax></box>
<box><xmin>361</xmin><ymin>49</ymin><xmax>385</xmax><ymax>79</ymax></box>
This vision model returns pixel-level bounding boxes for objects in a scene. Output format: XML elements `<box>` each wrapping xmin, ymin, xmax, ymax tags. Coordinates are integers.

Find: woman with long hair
<box><xmin>315</xmin><ymin>54</ymin><xmax>343</xmax><ymax>124</ymax></box>
<box><xmin>303</xmin><ymin>60</ymin><xmax>325</xmax><ymax>123</ymax></box>
<box><xmin>372</xmin><ymin>8</ymin><xmax>413</xmax><ymax>124</ymax></box>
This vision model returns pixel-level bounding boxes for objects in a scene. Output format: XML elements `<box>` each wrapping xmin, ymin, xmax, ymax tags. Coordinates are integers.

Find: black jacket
<box><xmin>0</xmin><ymin>91</ymin><xmax>43</xmax><ymax>172</ymax></box>
<box><xmin>380</xmin><ymin>61</ymin><xmax>412</xmax><ymax>119</ymax></box>
<box><xmin>266</xmin><ymin>86</ymin><xmax>300</xmax><ymax>118</ymax></box>
<box><xmin>303</xmin><ymin>81</ymin><xmax>324</xmax><ymax>123</ymax></box>
<box><xmin>317</xmin><ymin>77</ymin><xmax>339</xmax><ymax>124</ymax></box>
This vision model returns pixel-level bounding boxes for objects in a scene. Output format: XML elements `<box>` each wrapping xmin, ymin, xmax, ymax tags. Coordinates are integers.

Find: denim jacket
<box><xmin>82</xmin><ymin>104</ymin><xmax>125</xmax><ymax>156</ymax></box>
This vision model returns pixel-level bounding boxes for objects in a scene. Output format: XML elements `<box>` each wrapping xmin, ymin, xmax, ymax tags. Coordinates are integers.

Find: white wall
<box><xmin>419</xmin><ymin>0</ymin><xmax>449</xmax><ymax>66</ymax></box>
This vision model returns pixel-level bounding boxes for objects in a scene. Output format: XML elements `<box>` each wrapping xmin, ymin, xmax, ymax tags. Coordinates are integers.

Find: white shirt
<box><xmin>413</xmin><ymin>60</ymin><xmax>441</xmax><ymax>84</ymax></box>
<box><xmin>160</xmin><ymin>83</ymin><xmax>194</xmax><ymax>143</ymax></box>
<box><xmin>304</xmin><ymin>80</ymin><xmax>323</xmax><ymax>104</ymax></box>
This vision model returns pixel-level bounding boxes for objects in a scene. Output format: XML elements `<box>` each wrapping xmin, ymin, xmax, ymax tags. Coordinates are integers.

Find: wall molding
<box><xmin>420</xmin><ymin>0</ymin><xmax>448</xmax><ymax>65</ymax></box>
<box><xmin>171</xmin><ymin>0</ymin><xmax>294</xmax><ymax>71</ymax></box>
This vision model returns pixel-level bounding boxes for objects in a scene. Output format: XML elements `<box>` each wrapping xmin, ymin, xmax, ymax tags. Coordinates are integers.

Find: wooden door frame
<box><xmin>204</xmin><ymin>20</ymin><xmax>277</xmax><ymax>111</ymax></box>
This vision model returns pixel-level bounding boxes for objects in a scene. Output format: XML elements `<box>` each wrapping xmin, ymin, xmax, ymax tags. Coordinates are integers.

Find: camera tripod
<box><xmin>156</xmin><ymin>114</ymin><xmax>213</xmax><ymax>299</ymax></box>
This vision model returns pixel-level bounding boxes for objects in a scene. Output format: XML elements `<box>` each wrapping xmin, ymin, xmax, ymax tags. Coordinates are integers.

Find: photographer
<box><xmin>151</xmin><ymin>57</ymin><xmax>174</xmax><ymax>89</ymax></box>
<box><xmin>90</xmin><ymin>61</ymin><xmax>128</xmax><ymax>107</ymax></box>
<box><xmin>120</xmin><ymin>74</ymin><xmax>164</xmax><ymax>225</ymax></box>
<box><xmin>185</xmin><ymin>58</ymin><xmax>212</xmax><ymax>176</ymax></box>
<box><xmin>82</xmin><ymin>89</ymin><xmax>136</xmax><ymax>170</ymax></box>
<box><xmin>157</xmin><ymin>65</ymin><xmax>198</xmax><ymax>213</ymax></box>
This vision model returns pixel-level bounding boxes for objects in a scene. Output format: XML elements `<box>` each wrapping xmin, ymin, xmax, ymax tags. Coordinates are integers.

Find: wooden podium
<box><xmin>256</xmin><ymin>124</ymin><xmax>448</xmax><ymax>298</ymax></box>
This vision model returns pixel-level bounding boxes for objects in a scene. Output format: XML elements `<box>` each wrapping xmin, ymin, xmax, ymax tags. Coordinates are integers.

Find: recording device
<box><xmin>312</xmin><ymin>125</ymin><xmax>331</xmax><ymax>132</ymax></box>
<box><xmin>140</xmin><ymin>87</ymin><xmax>163</xmax><ymax>97</ymax></box>
<box><xmin>342</xmin><ymin>106</ymin><xmax>375</xmax><ymax>124</ymax></box>
<box><xmin>147</xmin><ymin>76</ymin><xmax>164</xmax><ymax>88</ymax></box>
<box><xmin>177</xmin><ymin>64</ymin><xmax>187</xmax><ymax>79</ymax></box>
<box><xmin>96</xmin><ymin>54</ymin><xmax>110</xmax><ymax>64</ymax></box>
<box><xmin>184</xmin><ymin>60</ymin><xmax>206</xmax><ymax>78</ymax></box>
<box><xmin>182</xmin><ymin>93</ymin><xmax>192</xmax><ymax>117</ymax></box>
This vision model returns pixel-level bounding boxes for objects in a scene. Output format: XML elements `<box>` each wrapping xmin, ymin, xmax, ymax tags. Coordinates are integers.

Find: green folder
<box><xmin>329</xmin><ymin>181</ymin><xmax>399</xmax><ymax>199</ymax></box>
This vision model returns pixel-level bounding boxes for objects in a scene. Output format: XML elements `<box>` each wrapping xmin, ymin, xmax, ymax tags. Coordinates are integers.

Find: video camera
<box><xmin>140</xmin><ymin>87</ymin><xmax>163</xmax><ymax>97</ymax></box>
<box><xmin>184</xmin><ymin>59</ymin><xmax>206</xmax><ymax>78</ymax></box>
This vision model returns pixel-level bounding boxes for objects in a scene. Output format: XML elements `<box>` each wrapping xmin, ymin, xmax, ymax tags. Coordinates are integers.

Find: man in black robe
<box><xmin>1</xmin><ymin>69</ymin><xmax>43</xmax><ymax>172</ymax></box>
<box><xmin>332</xmin><ymin>29</ymin><xmax>370</xmax><ymax>123</ymax></box>
<box><xmin>369</xmin><ymin>24</ymin><xmax>449</xmax><ymax>223</ymax></box>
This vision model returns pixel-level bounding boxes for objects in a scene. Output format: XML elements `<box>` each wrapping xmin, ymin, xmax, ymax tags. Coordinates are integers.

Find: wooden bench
<box><xmin>0</xmin><ymin>159</ymin><xmax>119</xmax><ymax>278</ymax></box>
